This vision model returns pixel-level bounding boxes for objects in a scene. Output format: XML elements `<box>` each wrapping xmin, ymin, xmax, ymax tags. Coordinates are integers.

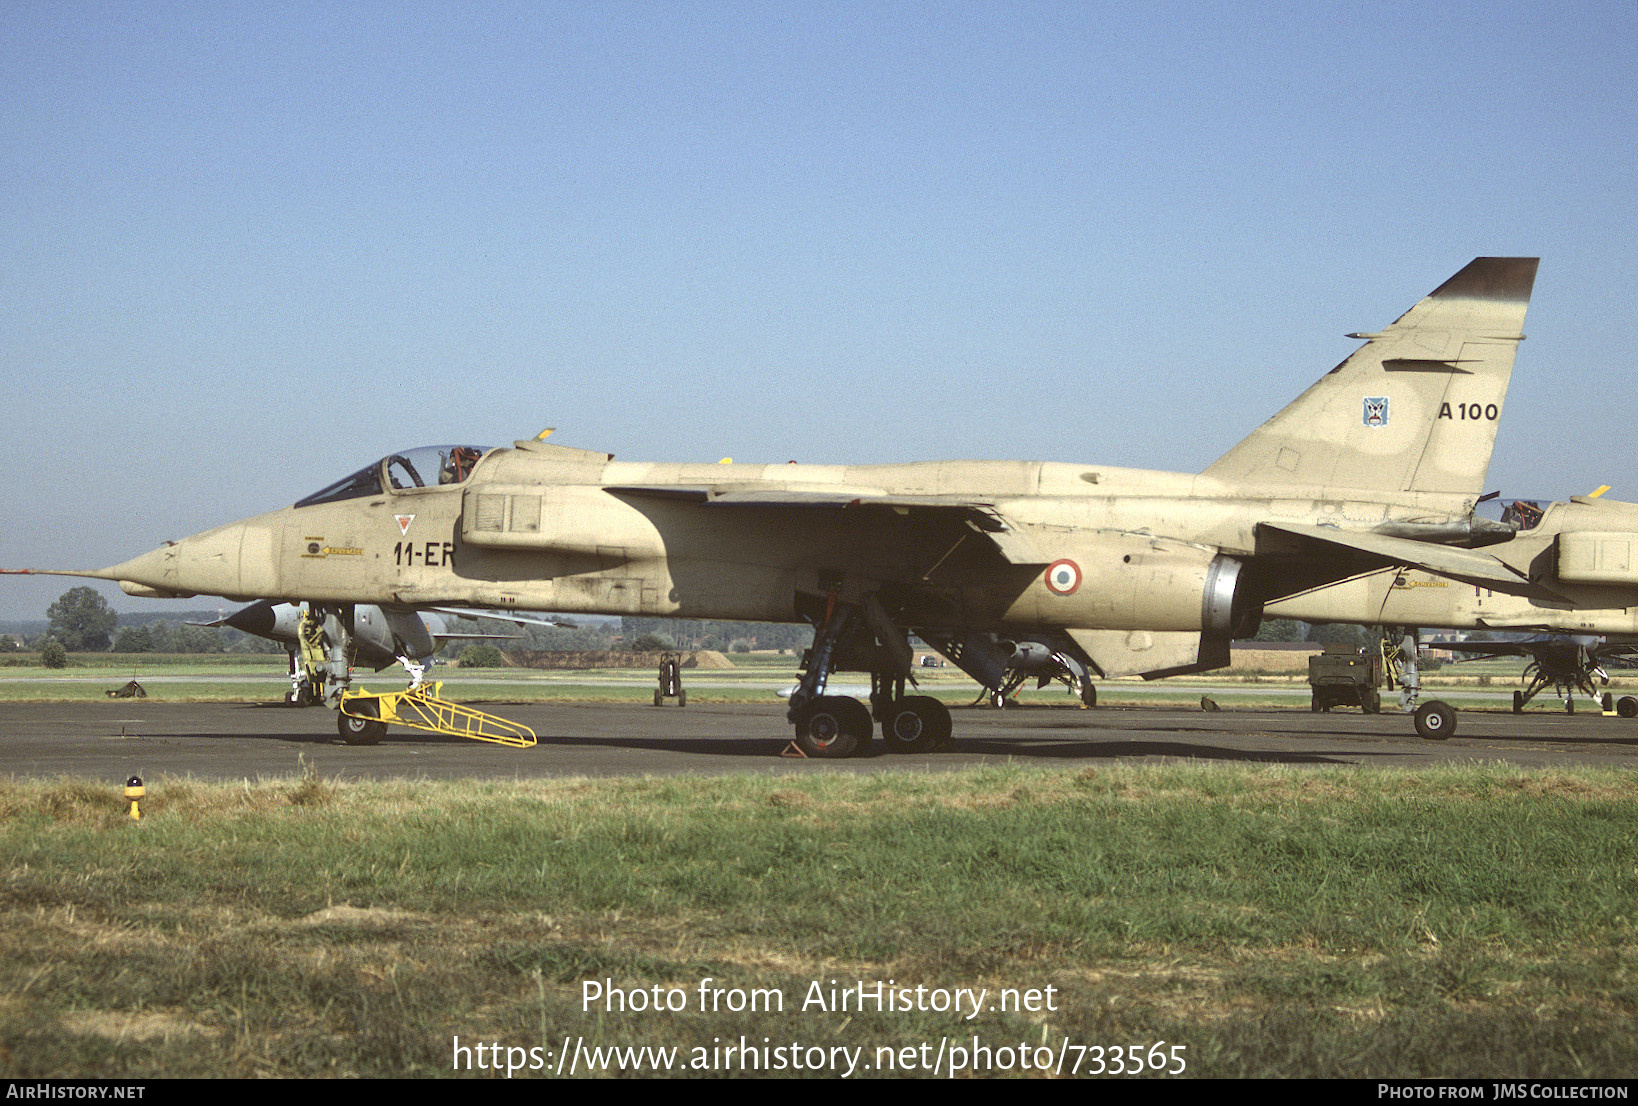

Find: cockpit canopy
<box><xmin>1500</xmin><ymin>499</ymin><xmax>1544</xmax><ymax>532</ymax></box>
<box><xmin>295</xmin><ymin>445</ymin><xmax>493</xmax><ymax>508</ymax></box>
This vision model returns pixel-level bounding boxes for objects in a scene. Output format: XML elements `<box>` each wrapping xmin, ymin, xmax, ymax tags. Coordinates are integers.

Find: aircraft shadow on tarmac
<box><xmin>230</xmin><ymin>701</ymin><xmax>1638</xmax><ymax>761</ymax></box>
<box><xmin>1007</xmin><ymin>704</ymin><xmax>1638</xmax><ymax>750</ymax></box>
<box><xmin>224</xmin><ymin>705</ymin><xmax>1369</xmax><ymax>763</ymax></box>
<box><xmin>328</xmin><ymin>730</ymin><xmax>1384</xmax><ymax>766</ymax></box>
<box><xmin>924</xmin><ymin>738</ymin><xmax>1388</xmax><ymax>765</ymax></box>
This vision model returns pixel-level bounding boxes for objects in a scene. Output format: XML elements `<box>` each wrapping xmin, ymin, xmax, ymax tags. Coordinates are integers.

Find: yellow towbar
<box><xmin>336</xmin><ymin>682</ymin><xmax>536</xmax><ymax>748</ymax></box>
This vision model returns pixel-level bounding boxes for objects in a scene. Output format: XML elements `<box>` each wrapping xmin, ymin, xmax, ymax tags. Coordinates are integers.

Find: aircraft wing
<box><xmin>1437</xmin><ymin>635</ymin><xmax>1638</xmax><ymax>672</ymax></box>
<box><xmin>1599</xmin><ymin>646</ymin><xmax>1638</xmax><ymax>669</ymax></box>
<box><xmin>1437</xmin><ymin>638</ymin><xmax>1543</xmax><ymax>658</ymax></box>
<box><xmin>1256</xmin><ymin>521</ymin><xmax>1556</xmax><ymax>598</ymax></box>
<box><xmin>607</xmin><ymin>483</ymin><xmax>992</xmax><ymax>511</ymax></box>
<box><xmin>606</xmin><ymin>485</ymin><xmax>1048</xmax><ymax>564</ymax></box>
<box><xmin>422</xmin><ymin>606</ymin><xmax>579</xmax><ymax>630</ymax></box>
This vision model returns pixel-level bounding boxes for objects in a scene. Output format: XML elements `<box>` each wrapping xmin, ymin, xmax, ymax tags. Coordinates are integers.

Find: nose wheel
<box><xmin>1413</xmin><ymin>700</ymin><xmax>1455</xmax><ymax>740</ymax></box>
<box><xmin>337</xmin><ymin>700</ymin><xmax>386</xmax><ymax>745</ymax></box>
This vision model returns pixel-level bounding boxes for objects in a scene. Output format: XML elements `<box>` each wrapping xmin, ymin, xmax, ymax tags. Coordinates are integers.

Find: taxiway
<box><xmin>3</xmin><ymin>699</ymin><xmax>1636</xmax><ymax>783</ymax></box>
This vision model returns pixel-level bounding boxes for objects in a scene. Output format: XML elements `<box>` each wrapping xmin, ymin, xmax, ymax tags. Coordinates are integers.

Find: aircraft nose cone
<box><xmin>103</xmin><ymin>520</ymin><xmax>282</xmax><ymax>601</ymax></box>
<box><xmin>98</xmin><ymin>544</ymin><xmax>193</xmax><ymax>599</ymax></box>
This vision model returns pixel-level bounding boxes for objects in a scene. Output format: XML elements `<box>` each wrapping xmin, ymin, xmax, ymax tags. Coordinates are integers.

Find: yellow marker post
<box><xmin>124</xmin><ymin>775</ymin><xmax>145</xmax><ymax>821</ymax></box>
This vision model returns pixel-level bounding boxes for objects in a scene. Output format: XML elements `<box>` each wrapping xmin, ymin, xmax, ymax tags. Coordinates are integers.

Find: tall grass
<box><xmin>2</xmin><ymin>764</ymin><xmax>1635</xmax><ymax>1077</ymax></box>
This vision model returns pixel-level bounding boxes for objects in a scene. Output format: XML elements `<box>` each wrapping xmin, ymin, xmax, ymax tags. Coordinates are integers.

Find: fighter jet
<box><xmin>16</xmin><ymin>257</ymin><xmax>1581</xmax><ymax>754</ymax></box>
<box><xmin>1435</xmin><ymin>634</ymin><xmax>1638</xmax><ymax>716</ymax></box>
<box><xmin>1261</xmin><ymin>487</ymin><xmax>1638</xmax><ymax>733</ymax></box>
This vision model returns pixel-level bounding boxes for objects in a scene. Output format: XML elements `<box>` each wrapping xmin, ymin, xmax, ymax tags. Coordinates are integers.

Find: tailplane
<box><xmin>1203</xmin><ymin>257</ymin><xmax>1538</xmax><ymax>502</ymax></box>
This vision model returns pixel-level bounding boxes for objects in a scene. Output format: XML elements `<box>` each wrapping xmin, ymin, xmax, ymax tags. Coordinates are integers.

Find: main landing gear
<box><xmin>880</xmin><ymin>693</ymin><xmax>953</xmax><ymax>754</ymax></box>
<box><xmin>654</xmin><ymin>652</ymin><xmax>686</xmax><ymax>707</ymax></box>
<box><xmin>785</xmin><ymin>595</ymin><xmax>952</xmax><ymax>759</ymax></box>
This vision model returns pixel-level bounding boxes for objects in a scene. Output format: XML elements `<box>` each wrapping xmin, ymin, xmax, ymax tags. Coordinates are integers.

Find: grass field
<box><xmin>2</xmin><ymin>764</ymin><xmax>1636</xmax><ymax>1078</ymax></box>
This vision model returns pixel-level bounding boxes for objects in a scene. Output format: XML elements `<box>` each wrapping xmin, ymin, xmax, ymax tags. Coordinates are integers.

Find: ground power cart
<box><xmin>1308</xmin><ymin>644</ymin><xmax>1384</xmax><ymax>713</ymax></box>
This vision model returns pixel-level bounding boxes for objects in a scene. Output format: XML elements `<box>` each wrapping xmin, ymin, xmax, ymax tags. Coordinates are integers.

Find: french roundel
<box><xmin>1045</xmin><ymin>559</ymin><xmax>1082</xmax><ymax>596</ymax></box>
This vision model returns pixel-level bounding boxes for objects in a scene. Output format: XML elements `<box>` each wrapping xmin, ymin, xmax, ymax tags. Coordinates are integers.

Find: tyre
<box><xmin>337</xmin><ymin>700</ymin><xmax>386</xmax><ymax>745</ymax></box>
<box><xmin>677</xmin><ymin>690</ymin><xmax>687</xmax><ymax>707</ymax></box>
<box><xmin>1618</xmin><ymin>696</ymin><xmax>1638</xmax><ymax>719</ymax></box>
<box><xmin>1512</xmin><ymin>690</ymin><xmax>1524</xmax><ymax>714</ymax></box>
<box><xmin>882</xmin><ymin>696</ymin><xmax>950</xmax><ymax>754</ymax></box>
<box><xmin>1081</xmin><ymin>683</ymin><xmax>1097</xmax><ymax>709</ymax></box>
<box><xmin>1414</xmin><ymin>700</ymin><xmax>1456</xmax><ymax>741</ymax></box>
<box><xmin>794</xmin><ymin>696</ymin><xmax>872</xmax><ymax>759</ymax></box>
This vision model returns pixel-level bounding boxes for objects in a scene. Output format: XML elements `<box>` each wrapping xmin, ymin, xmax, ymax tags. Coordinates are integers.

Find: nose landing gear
<box><xmin>294</xmin><ymin>603</ymin><xmax>535</xmax><ymax>748</ymax></box>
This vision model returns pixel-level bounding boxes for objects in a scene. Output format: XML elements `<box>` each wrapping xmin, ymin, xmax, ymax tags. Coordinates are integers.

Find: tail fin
<box><xmin>1202</xmin><ymin>257</ymin><xmax>1538</xmax><ymax>501</ymax></box>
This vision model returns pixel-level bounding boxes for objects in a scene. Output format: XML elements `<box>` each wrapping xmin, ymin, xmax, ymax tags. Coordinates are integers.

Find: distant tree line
<box><xmin>487</xmin><ymin>614</ymin><xmax>1366</xmax><ymax>655</ymax></box>
<box><xmin>462</xmin><ymin>619</ymin><xmax>622</xmax><ymax>654</ymax></box>
<box><xmin>26</xmin><ymin>587</ymin><xmax>282</xmax><ymax>655</ymax></box>
<box><xmin>1248</xmin><ymin>619</ymin><xmax>1381</xmax><ymax>650</ymax></box>
<box><xmin>438</xmin><ymin>616</ymin><xmax>814</xmax><ymax>656</ymax></box>
<box><xmin>25</xmin><ymin>588</ymin><xmax>817</xmax><ymax>659</ymax></box>
<box><xmin>618</xmin><ymin>617</ymin><xmax>813</xmax><ymax>654</ymax></box>
<box><xmin>111</xmin><ymin>621</ymin><xmax>282</xmax><ymax>655</ymax></box>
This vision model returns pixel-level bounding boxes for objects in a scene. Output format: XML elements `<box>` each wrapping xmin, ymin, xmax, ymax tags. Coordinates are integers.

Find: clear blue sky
<box><xmin>2</xmin><ymin>1</ymin><xmax>1634</xmax><ymax>620</ymax></box>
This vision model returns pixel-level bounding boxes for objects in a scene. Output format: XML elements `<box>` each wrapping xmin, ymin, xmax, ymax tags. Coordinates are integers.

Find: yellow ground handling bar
<box><xmin>339</xmin><ymin>683</ymin><xmax>537</xmax><ymax>748</ymax></box>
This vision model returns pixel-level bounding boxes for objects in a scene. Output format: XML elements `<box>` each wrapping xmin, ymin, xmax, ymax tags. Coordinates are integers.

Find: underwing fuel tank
<box><xmin>1005</xmin><ymin>641</ymin><xmax>1062</xmax><ymax>674</ymax></box>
